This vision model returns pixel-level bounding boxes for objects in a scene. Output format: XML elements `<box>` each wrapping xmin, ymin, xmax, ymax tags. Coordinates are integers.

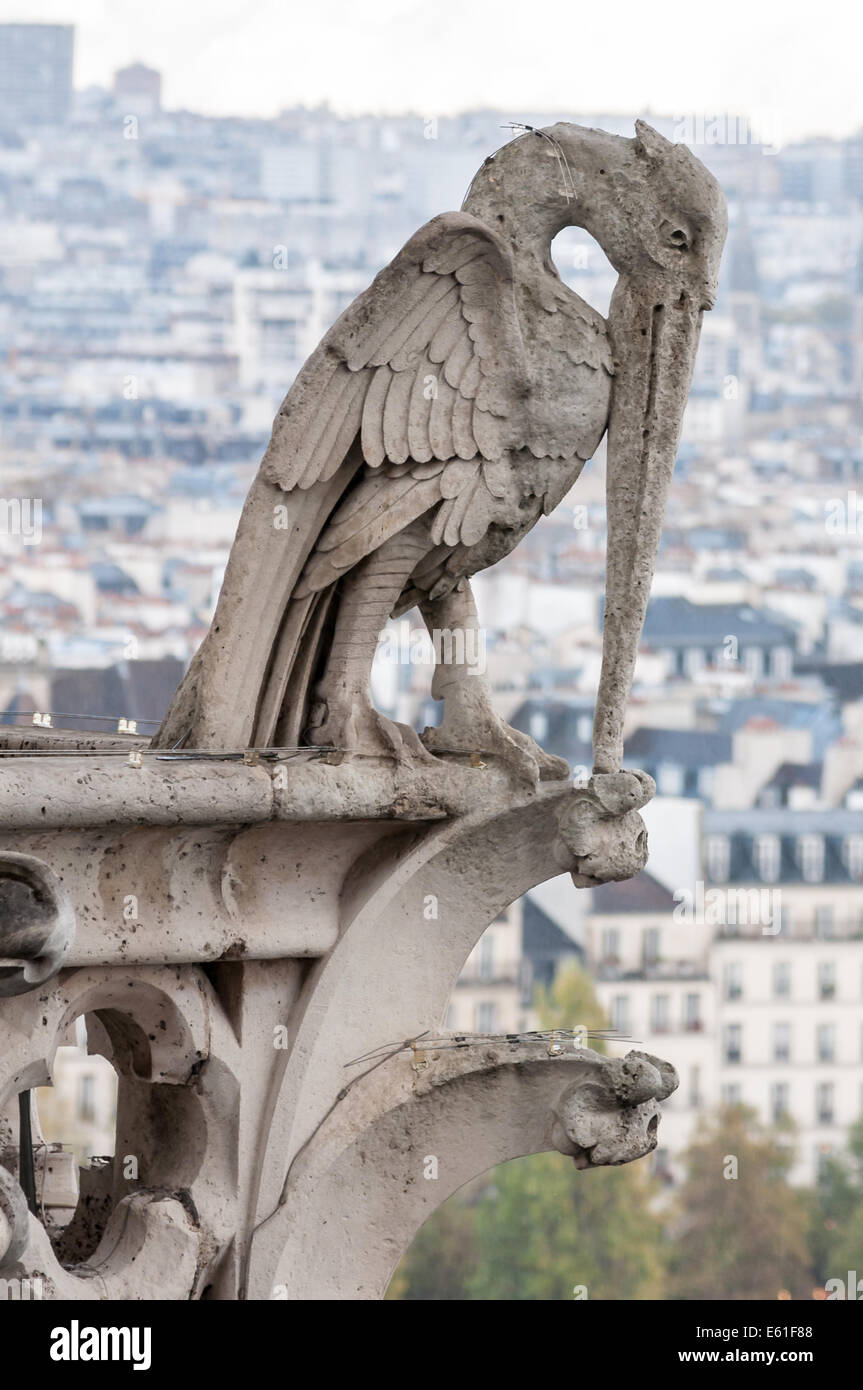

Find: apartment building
<box><xmin>448</xmin><ymin>901</ymin><xmax>531</xmax><ymax>1036</ymax></box>
<box><xmin>585</xmin><ymin>872</ymin><xmax>714</xmax><ymax>1179</ymax></box>
<box><xmin>578</xmin><ymin>809</ymin><xmax>863</xmax><ymax>1185</ymax></box>
<box><xmin>707</xmin><ymin>807</ymin><xmax>863</xmax><ymax>1183</ymax></box>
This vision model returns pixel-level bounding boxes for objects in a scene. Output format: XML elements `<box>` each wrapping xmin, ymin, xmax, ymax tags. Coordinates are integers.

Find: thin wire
<box><xmin>0</xmin><ymin>746</ymin><xmax>337</xmax><ymax>759</ymax></box>
<box><xmin>345</xmin><ymin>1027</ymin><xmax>637</xmax><ymax>1068</ymax></box>
<box><xmin>0</xmin><ymin>710</ymin><xmax>161</xmax><ymax>727</ymax></box>
<box><xmin>500</xmin><ymin>122</ymin><xmax>576</xmax><ymax>201</ymax></box>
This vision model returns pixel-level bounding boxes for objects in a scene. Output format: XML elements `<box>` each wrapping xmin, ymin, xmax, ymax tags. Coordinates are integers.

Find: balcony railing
<box><xmin>595</xmin><ymin>960</ymin><xmax>709</xmax><ymax>981</ymax></box>
<box><xmin>719</xmin><ymin>920</ymin><xmax>863</xmax><ymax>942</ymax></box>
<box><xmin>455</xmin><ymin>960</ymin><xmax>527</xmax><ymax>987</ymax></box>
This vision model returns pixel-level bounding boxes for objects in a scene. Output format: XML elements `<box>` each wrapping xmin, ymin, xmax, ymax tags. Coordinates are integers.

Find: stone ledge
<box><xmin>0</xmin><ymin>751</ymin><xmax>571</xmax><ymax>830</ymax></box>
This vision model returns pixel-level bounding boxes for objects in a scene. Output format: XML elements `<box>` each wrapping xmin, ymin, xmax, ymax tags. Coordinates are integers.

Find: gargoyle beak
<box><xmin>592</xmin><ymin>277</ymin><xmax>705</xmax><ymax>773</ymax></box>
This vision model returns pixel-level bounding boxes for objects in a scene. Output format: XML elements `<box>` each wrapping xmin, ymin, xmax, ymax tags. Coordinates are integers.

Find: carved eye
<box><xmin>662</xmin><ymin>221</ymin><xmax>691</xmax><ymax>251</ymax></box>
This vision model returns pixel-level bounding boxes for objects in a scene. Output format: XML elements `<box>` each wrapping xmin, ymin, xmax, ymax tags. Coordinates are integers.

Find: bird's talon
<box><xmin>307</xmin><ymin>695</ymin><xmax>435</xmax><ymax>766</ymax></box>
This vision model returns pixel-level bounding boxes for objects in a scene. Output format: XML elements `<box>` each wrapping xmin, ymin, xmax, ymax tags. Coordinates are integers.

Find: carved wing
<box><xmin>154</xmin><ymin>215</ymin><xmax>527</xmax><ymax>751</ymax></box>
<box><xmin>261</xmin><ymin>212</ymin><xmax>526</xmax><ymax>498</ymax></box>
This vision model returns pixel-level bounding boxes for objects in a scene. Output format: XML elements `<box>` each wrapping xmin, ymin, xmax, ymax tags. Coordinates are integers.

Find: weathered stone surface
<box><xmin>0</xmin><ymin>853</ymin><xmax>75</xmax><ymax>997</ymax></box>
<box><xmin>261</xmin><ymin>1042</ymin><xmax>679</xmax><ymax>1301</ymax></box>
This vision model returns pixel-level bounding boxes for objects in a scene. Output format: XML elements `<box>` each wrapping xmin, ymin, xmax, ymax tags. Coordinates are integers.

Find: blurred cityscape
<box><xmin>5</xmin><ymin>24</ymin><xmax>863</xmax><ymax>1195</ymax></box>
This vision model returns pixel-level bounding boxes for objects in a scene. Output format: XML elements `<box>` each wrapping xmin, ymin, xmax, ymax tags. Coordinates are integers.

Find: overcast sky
<box><xmin>1</xmin><ymin>0</ymin><xmax>859</xmax><ymax>145</ymax></box>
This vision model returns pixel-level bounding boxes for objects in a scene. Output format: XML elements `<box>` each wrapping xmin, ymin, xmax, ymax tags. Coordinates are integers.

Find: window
<box><xmin>601</xmin><ymin>927</ymin><xmax>620</xmax><ymax>964</ymax></box>
<box><xmin>818</xmin><ymin>961</ymin><xmax>837</xmax><ymax>1000</ymax></box>
<box><xmin>817</xmin><ymin>1023</ymin><xmax>836</xmax><ymax>1064</ymax></box>
<box><xmin>478</xmin><ymin>934</ymin><xmax>495</xmax><ymax>981</ymax></box>
<box><xmin>652</xmin><ymin>1147</ymin><xmax>672</xmax><ymax>1181</ymax></box>
<box><xmin>706</xmin><ymin>835</ymin><xmax>730</xmax><ymax>883</ymax></box>
<box><xmin>798</xmin><ymin>835</ymin><xmax>825</xmax><ymax>883</ymax></box>
<box><xmin>610</xmin><ymin>995</ymin><xmax>630</xmax><ymax>1033</ymax></box>
<box><xmin>688</xmin><ymin>1065</ymin><xmax>701</xmax><ymax>1107</ymax></box>
<box><xmin>643</xmin><ymin>927</ymin><xmax>660</xmax><ymax>966</ymax></box>
<box><xmin>771</xmin><ymin>1082</ymin><xmax>789</xmax><ymax>1122</ymax></box>
<box><xmin>816</xmin><ymin>1146</ymin><xmax>835</xmax><ymax>1184</ymax></box>
<box><xmin>722</xmin><ymin>1082</ymin><xmax>742</xmax><ymax>1106</ymax></box>
<box><xmin>476</xmin><ymin>1001</ymin><xmax>497</xmax><ymax>1033</ymax></box>
<box><xmin>817</xmin><ymin>1082</ymin><xmax>835</xmax><ymax>1126</ymax></box>
<box><xmin>698</xmin><ymin>767</ymin><xmax>716</xmax><ymax>799</ymax></box>
<box><xmin>755</xmin><ymin>834</ymin><xmax>781</xmax><ymax>883</ymax></box>
<box><xmin>773</xmin><ymin>1022</ymin><xmax>791</xmax><ymax>1063</ymax></box>
<box><xmin>78</xmin><ymin>1074</ymin><xmax>95</xmax><ymax>1122</ymax></box>
<box><xmin>684</xmin><ymin>992</ymin><xmax>702</xmax><ymax>1030</ymax></box>
<box><xmin>724</xmin><ymin>961</ymin><xmax>743</xmax><ymax>1001</ymax></box>
<box><xmin>773</xmin><ymin>961</ymin><xmax>791</xmax><ymax>999</ymax></box>
<box><xmin>723</xmin><ymin>1023</ymin><xmax>742</xmax><ymax>1064</ymax></box>
<box><xmin>658</xmin><ymin>762</ymin><xmax>684</xmax><ymax>796</ymax></box>
<box><xmin>815</xmin><ymin>907</ymin><xmax>835</xmax><ymax>940</ymax></box>
<box><xmin>650</xmin><ymin>994</ymin><xmax>670</xmax><ymax>1033</ymax></box>
<box><xmin>529</xmin><ymin>710</ymin><xmax>548</xmax><ymax>741</ymax></box>
<box><xmin>843</xmin><ymin>836</ymin><xmax>863</xmax><ymax>880</ymax></box>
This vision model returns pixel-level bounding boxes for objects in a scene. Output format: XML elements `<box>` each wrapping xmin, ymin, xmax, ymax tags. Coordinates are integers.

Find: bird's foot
<box><xmin>421</xmin><ymin>708</ymin><xmax>570</xmax><ymax>787</ymax></box>
<box><xmin>305</xmin><ymin>690</ymin><xmax>435</xmax><ymax>765</ymax></box>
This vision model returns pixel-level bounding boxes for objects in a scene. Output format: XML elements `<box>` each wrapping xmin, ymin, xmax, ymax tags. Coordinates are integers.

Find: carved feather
<box><xmin>261</xmin><ymin>213</ymin><xmax>525</xmax><ymax>493</ymax></box>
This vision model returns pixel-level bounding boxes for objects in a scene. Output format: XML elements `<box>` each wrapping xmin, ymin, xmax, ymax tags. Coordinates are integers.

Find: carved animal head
<box><xmin>549</xmin><ymin>1050</ymin><xmax>679</xmax><ymax>1168</ymax></box>
<box><xmin>553</xmin><ymin>771</ymin><xmax>653</xmax><ymax>887</ymax></box>
<box><xmin>464</xmin><ymin>119</ymin><xmax>726</xmax><ymax>309</ymax></box>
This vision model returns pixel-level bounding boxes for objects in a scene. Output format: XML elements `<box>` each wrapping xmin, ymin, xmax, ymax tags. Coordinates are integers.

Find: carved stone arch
<box><xmin>267</xmin><ymin>1043</ymin><xmax>675</xmax><ymax>1300</ymax></box>
<box><xmin>246</xmin><ymin>777</ymin><xmax>650</xmax><ymax>1296</ymax></box>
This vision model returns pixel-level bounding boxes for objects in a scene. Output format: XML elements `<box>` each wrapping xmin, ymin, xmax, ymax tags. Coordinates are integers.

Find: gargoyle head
<box><xmin>549</xmin><ymin>1050</ymin><xmax>678</xmax><ymax>1168</ymax></box>
<box><xmin>553</xmin><ymin>770</ymin><xmax>653</xmax><ymax>887</ymax></box>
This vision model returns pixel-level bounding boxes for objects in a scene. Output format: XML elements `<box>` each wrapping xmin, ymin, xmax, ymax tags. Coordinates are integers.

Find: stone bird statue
<box><xmin>155</xmin><ymin>121</ymin><xmax>726</xmax><ymax>782</ymax></box>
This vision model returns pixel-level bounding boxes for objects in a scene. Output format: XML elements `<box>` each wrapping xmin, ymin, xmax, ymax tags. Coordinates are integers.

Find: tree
<box><xmin>533</xmin><ymin>957</ymin><xmax>609</xmax><ymax>1048</ymax></box>
<box><xmin>463</xmin><ymin>1151</ymin><xmax>666</xmax><ymax>1300</ymax></box>
<box><xmin>385</xmin><ymin>1197</ymin><xmax>477</xmax><ymax>1301</ymax></box>
<box><xmin>667</xmin><ymin>1106</ymin><xmax>812</xmax><ymax>1300</ymax></box>
<box><xmin>809</xmin><ymin>1116</ymin><xmax>863</xmax><ymax>1290</ymax></box>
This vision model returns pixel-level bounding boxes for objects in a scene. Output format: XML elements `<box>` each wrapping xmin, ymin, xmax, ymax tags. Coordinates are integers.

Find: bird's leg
<box><xmin>418</xmin><ymin>581</ymin><xmax>570</xmax><ymax>785</ymax></box>
<box><xmin>305</xmin><ymin>528</ymin><xmax>434</xmax><ymax>762</ymax></box>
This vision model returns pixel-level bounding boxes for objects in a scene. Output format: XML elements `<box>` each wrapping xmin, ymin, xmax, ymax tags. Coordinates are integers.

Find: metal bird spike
<box><xmin>501</xmin><ymin>122</ymin><xmax>576</xmax><ymax>201</ymax></box>
<box><xmin>345</xmin><ymin>1027</ymin><xmax>637</xmax><ymax>1068</ymax></box>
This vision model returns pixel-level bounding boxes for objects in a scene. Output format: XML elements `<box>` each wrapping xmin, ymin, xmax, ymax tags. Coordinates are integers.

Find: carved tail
<box><xmin>153</xmin><ymin>455</ymin><xmax>361</xmax><ymax>751</ymax></box>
